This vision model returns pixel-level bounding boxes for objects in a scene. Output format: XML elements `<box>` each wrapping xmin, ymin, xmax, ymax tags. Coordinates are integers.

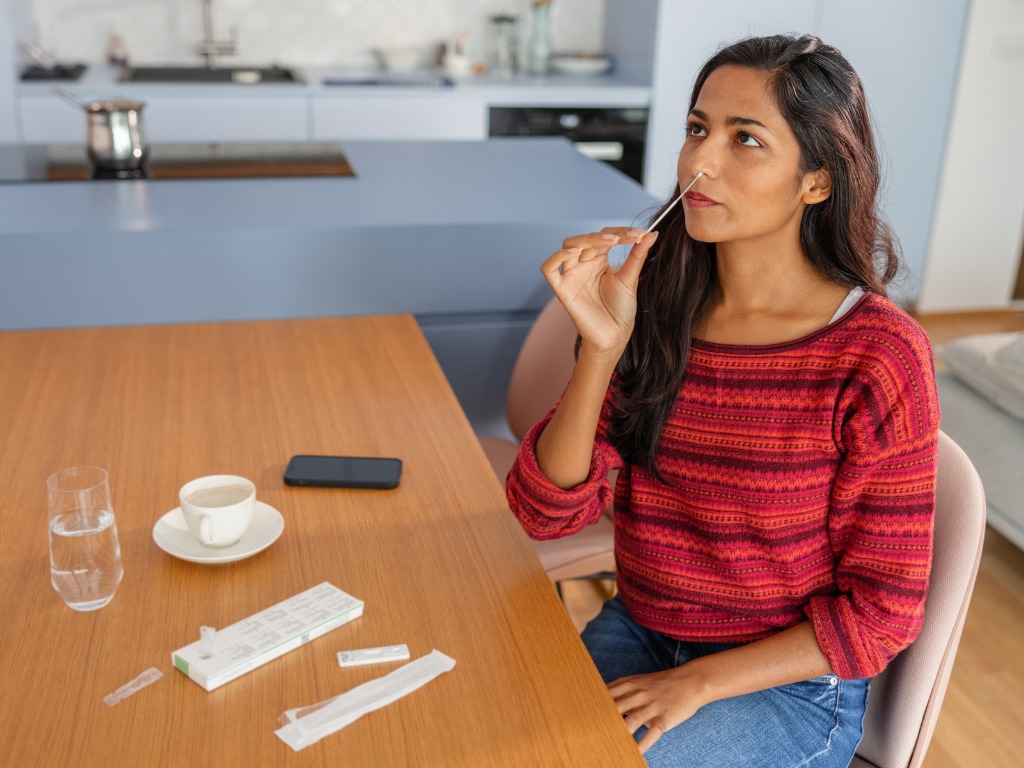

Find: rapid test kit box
<box><xmin>172</xmin><ymin>582</ymin><xmax>364</xmax><ymax>691</ymax></box>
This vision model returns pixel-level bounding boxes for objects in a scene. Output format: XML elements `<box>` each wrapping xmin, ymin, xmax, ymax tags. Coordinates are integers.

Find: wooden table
<box><xmin>0</xmin><ymin>316</ymin><xmax>643</xmax><ymax>767</ymax></box>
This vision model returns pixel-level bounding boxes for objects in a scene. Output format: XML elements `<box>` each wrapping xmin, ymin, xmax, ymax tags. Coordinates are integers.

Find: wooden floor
<box><xmin>915</xmin><ymin>310</ymin><xmax>1024</xmax><ymax>766</ymax></box>
<box><xmin>556</xmin><ymin>308</ymin><xmax>1024</xmax><ymax>768</ymax></box>
<box><xmin>914</xmin><ymin>308</ymin><xmax>1024</xmax><ymax>371</ymax></box>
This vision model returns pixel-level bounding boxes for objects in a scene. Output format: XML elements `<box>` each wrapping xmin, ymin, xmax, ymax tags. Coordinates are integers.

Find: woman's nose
<box><xmin>682</xmin><ymin>139</ymin><xmax>720</xmax><ymax>180</ymax></box>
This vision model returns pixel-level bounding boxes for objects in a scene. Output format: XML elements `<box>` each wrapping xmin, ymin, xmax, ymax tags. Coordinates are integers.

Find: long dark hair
<box><xmin>610</xmin><ymin>34</ymin><xmax>900</xmax><ymax>473</ymax></box>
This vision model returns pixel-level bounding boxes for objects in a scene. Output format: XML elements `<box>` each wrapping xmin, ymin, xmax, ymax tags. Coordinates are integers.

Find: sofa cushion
<box><xmin>938</xmin><ymin>332</ymin><xmax>1024</xmax><ymax>422</ymax></box>
<box><xmin>993</xmin><ymin>332</ymin><xmax>1024</xmax><ymax>376</ymax></box>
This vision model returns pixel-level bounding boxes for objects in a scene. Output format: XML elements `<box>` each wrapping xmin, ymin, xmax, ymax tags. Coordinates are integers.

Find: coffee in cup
<box><xmin>179</xmin><ymin>475</ymin><xmax>256</xmax><ymax>547</ymax></box>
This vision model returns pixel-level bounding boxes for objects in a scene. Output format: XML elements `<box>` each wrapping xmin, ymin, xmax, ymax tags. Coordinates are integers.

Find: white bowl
<box><xmin>551</xmin><ymin>53</ymin><xmax>613</xmax><ymax>77</ymax></box>
<box><xmin>374</xmin><ymin>46</ymin><xmax>424</xmax><ymax>73</ymax></box>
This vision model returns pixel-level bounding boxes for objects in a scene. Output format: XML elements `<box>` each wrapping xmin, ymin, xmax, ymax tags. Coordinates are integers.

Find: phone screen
<box><xmin>284</xmin><ymin>455</ymin><xmax>402</xmax><ymax>489</ymax></box>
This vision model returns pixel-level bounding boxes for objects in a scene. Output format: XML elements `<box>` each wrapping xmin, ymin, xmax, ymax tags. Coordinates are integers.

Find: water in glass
<box><xmin>49</xmin><ymin>508</ymin><xmax>123</xmax><ymax>610</ymax></box>
<box><xmin>46</xmin><ymin>466</ymin><xmax>124</xmax><ymax>611</ymax></box>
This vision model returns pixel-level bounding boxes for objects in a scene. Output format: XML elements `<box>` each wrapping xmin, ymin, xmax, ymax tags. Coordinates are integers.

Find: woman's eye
<box><xmin>737</xmin><ymin>132</ymin><xmax>763</xmax><ymax>147</ymax></box>
<box><xmin>687</xmin><ymin>122</ymin><xmax>707</xmax><ymax>138</ymax></box>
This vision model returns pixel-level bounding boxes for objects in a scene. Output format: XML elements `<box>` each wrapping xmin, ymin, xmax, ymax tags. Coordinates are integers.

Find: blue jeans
<box><xmin>581</xmin><ymin>596</ymin><xmax>869</xmax><ymax>768</ymax></box>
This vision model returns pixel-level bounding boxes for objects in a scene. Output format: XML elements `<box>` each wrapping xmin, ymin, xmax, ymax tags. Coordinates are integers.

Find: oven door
<box><xmin>488</xmin><ymin>106</ymin><xmax>648</xmax><ymax>184</ymax></box>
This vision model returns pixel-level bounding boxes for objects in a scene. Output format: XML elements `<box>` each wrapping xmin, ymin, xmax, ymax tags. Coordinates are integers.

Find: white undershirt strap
<box><xmin>828</xmin><ymin>286</ymin><xmax>866</xmax><ymax>324</ymax></box>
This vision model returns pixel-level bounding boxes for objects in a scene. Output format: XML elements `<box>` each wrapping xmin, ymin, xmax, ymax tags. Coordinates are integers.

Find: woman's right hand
<box><xmin>540</xmin><ymin>227</ymin><xmax>659</xmax><ymax>357</ymax></box>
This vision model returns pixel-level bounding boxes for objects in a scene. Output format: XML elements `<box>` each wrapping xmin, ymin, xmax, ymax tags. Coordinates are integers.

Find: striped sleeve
<box><xmin>805</xmin><ymin>319</ymin><xmax>940</xmax><ymax>679</ymax></box>
<box><xmin>506</xmin><ymin>395</ymin><xmax>623</xmax><ymax>541</ymax></box>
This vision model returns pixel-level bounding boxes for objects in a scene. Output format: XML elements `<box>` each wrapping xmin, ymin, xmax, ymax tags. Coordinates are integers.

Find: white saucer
<box><xmin>152</xmin><ymin>501</ymin><xmax>284</xmax><ymax>565</ymax></box>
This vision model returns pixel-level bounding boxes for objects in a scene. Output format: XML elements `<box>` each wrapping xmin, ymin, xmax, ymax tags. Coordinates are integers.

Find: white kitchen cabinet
<box><xmin>17</xmin><ymin>96</ymin><xmax>86</xmax><ymax>143</ymax></box>
<box><xmin>0</xmin><ymin>3</ymin><xmax>16</xmax><ymax>143</ymax></box>
<box><xmin>311</xmin><ymin>96</ymin><xmax>487</xmax><ymax>141</ymax></box>
<box><xmin>140</xmin><ymin>95</ymin><xmax>308</xmax><ymax>142</ymax></box>
<box><xmin>17</xmin><ymin>93</ymin><xmax>309</xmax><ymax>144</ymax></box>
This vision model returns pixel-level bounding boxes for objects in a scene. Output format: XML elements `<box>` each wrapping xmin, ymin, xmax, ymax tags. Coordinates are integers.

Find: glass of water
<box><xmin>46</xmin><ymin>466</ymin><xmax>124</xmax><ymax>611</ymax></box>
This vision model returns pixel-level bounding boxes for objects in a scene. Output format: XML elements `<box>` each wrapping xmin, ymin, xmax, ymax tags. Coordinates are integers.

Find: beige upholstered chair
<box><xmin>479</xmin><ymin>297</ymin><xmax>616</xmax><ymax>588</ymax></box>
<box><xmin>481</xmin><ymin>309</ymin><xmax>986</xmax><ymax>767</ymax></box>
<box><xmin>851</xmin><ymin>431</ymin><xmax>986</xmax><ymax>768</ymax></box>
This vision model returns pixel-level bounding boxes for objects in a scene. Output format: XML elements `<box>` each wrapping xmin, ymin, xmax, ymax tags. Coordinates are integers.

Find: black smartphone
<box><xmin>284</xmin><ymin>455</ymin><xmax>402</xmax><ymax>490</ymax></box>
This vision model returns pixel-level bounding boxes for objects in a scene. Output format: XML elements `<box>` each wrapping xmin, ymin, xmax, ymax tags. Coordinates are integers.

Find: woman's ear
<box><xmin>802</xmin><ymin>168</ymin><xmax>832</xmax><ymax>205</ymax></box>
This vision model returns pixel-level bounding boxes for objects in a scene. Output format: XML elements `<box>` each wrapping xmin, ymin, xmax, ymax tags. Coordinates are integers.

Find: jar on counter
<box><xmin>524</xmin><ymin>1</ymin><xmax>553</xmax><ymax>76</ymax></box>
<box><xmin>488</xmin><ymin>14</ymin><xmax>520</xmax><ymax>79</ymax></box>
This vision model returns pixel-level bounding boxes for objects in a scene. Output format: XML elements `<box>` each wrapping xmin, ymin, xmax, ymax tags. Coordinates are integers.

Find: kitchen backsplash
<box><xmin>17</xmin><ymin>0</ymin><xmax>605</xmax><ymax>69</ymax></box>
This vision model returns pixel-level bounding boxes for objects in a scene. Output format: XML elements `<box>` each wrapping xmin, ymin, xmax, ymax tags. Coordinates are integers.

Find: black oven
<box><xmin>488</xmin><ymin>106</ymin><xmax>648</xmax><ymax>184</ymax></box>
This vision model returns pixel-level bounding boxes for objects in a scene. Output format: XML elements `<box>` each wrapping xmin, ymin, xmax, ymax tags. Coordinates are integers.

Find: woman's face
<box><xmin>676</xmin><ymin>64</ymin><xmax>827</xmax><ymax>250</ymax></box>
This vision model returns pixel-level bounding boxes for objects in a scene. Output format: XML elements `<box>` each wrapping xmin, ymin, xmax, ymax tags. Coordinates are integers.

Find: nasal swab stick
<box><xmin>645</xmin><ymin>173</ymin><xmax>704</xmax><ymax>234</ymax></box>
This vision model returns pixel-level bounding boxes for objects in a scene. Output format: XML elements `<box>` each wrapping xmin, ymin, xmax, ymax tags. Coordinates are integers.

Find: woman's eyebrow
<box><xmin>688</xmin><ymin>108</ymin><xmax>770</xmax><ymax>131</ymax></box>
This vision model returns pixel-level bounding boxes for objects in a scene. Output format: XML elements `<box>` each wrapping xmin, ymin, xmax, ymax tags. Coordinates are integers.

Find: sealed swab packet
<box><xmin>275</xmin><ymin>649</ymin><xmax>456</xmax><ymax>752</ymax></box>
<box><xmin>104</xmin><ymin>667</ymin><xmax>162</xmax><ymax>706</ymax></box>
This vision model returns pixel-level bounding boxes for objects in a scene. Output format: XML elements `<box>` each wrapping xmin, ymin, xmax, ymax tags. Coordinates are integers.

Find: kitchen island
<box><xmin>0</xmin><ymin>138</ymin><xmax>659</xmax><ymax>435</ymax></box>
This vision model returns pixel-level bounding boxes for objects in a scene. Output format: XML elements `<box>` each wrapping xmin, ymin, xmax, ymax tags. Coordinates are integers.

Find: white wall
<box><xmin>816</xmin><ymin>0</ymin><xmax>969</xmax><ymax>305</ymax></box>
<box><xmin>22</xmin><ymin>0</ymin><xmax>604</xmax><ymax>70</ymax></box>
<box><xmin>0</xmin><ymin>1</ymin><xmax>15</xmax><ymax>143</ymax></box>
<box><xmin>918</xmin><ymin>0</ymin><xmax>1024</xmax><ymax>312</ymax></box>
<box><xmin>642</xmin><ymin>0</ymin><xmax>817</xmax><ymax>199</ymax></box>
<box><xmin>641</xmin><ymin>0</ymin><xmax>969</xmax><ymax>305</ymax></box>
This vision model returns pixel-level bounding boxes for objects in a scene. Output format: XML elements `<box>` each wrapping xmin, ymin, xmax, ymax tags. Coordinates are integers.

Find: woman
<box><xmin>506</xmin><ymin>34</ymin><xmax>939</xmax><ymax>767</ymax></box>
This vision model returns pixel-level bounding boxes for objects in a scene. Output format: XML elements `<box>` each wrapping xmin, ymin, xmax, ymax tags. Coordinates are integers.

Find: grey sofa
<box><xmin>936</xmin><ymin>332</ymin><xmax>1024</xmax><ymax>550</ymax></box>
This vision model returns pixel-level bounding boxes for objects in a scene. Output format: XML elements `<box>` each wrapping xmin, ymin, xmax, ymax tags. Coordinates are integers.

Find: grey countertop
<box><xmin>0</xmin><ymin>138</ymin><xmax>657</xmax><ymax>233</ymax></box>
<box><xmin>0</xmin><ymin>137</ymin><xmax>661</xmax><ymax>433</ymax></box>
<box><xmin>0</xmin><ymin>138</ymin><xmax>660</xmax><ymax>329</ymax></box>
<box><xmin>16</xmin><ymin>64</ymin><xmax>651</xmax><ymax>107</ymax></box>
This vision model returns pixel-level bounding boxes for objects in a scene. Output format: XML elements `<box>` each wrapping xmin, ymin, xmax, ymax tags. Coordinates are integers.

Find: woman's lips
<box><xmin>684</xmin><ymin>191</ymin><xmax>718</xmax><ymax>208</ymax></box>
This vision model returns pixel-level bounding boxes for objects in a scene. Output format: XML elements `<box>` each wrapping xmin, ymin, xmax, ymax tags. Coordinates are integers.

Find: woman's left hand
<box><xmin>607</xmin><ymin>622</ymin><xmax>833</xmax><ymax>755</ymax></box>
<box><xmin>607</xmin><ymin>667</ymin><xmax>709</xmax><ymax>754</ymax></box>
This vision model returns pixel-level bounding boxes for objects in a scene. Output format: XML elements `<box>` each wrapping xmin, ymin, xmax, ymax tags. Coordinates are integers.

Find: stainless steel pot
<box><xmin>53</xmin><ymin>87</ymin><xmax>149</xmax><ymax>172</ymax></box>
<box><xmin>85</xmin><ymin>99</ymin><xmax>147</xmax><ymax>171</ymax></box>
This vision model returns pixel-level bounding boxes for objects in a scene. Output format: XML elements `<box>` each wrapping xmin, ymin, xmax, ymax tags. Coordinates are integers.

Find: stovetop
<box><xmin>0</xmin><ymin>142</ymin><xmax>356</xmax><ymax>182</ymax></box>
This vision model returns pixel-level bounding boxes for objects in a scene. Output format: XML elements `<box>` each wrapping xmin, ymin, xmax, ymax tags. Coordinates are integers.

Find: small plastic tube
<box><xmin>103</xmin><ymin>667</ymin><xmax>163</xmax><ymax>706</ymax></box>
<box><xmin>199</xmin><ymin>626</ymin><xmax>215</xmax><ymax>660</ymax></box>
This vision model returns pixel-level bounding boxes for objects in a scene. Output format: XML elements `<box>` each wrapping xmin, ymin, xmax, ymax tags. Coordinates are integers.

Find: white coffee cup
<box><xmin>179</xmin><ymin>475</ymin><xmax>256</xmax><ymax>547</ymax></box>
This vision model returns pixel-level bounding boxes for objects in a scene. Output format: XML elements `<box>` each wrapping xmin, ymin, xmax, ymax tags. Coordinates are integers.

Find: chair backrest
<box><xmin>852</xmin><ymin>430</ymin><xmax>986</xmax><ymax>768</ymax></box>
<box><xmin>507</xmin><ymin>298</ymin><xmax>579</xmax><ymax>441</ymax></box>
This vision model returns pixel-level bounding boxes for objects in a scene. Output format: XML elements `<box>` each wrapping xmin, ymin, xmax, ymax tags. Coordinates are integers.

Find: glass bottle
<box><xmin>488</xmin><ymin>14</ymin><xmax>520</xmax><ymax>79</ymax></box>
<box><xmin>524</xmin><ymin>1</ymin><xmax>553</xmax><ymax>76</ymax></box>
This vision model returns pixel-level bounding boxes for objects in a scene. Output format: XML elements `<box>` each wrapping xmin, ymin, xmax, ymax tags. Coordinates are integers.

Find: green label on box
<box><xmin>173</xmin><ymin>655</ymin><xmax>190</xmax><ymax>676</ymax></box>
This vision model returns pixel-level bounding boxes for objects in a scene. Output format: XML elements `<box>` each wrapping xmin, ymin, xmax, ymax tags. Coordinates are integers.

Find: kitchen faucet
<box><xmin>194</xmin><ymin>0</ymin><xmax>236</xmax><ymax>68</ymax></box>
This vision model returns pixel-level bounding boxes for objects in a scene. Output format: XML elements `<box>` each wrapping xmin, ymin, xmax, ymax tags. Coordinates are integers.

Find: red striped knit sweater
<box><xmin>507</xmin><ymin>292</ymin><xmax>940</xmax><ymax>680</ymax></box>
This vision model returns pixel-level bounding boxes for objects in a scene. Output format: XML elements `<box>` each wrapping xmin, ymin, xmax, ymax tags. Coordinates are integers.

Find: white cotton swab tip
<box><xmin>645</xmin><ymin>172</ymin><xmax>704</xmax><ymax>234</ymax></box>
